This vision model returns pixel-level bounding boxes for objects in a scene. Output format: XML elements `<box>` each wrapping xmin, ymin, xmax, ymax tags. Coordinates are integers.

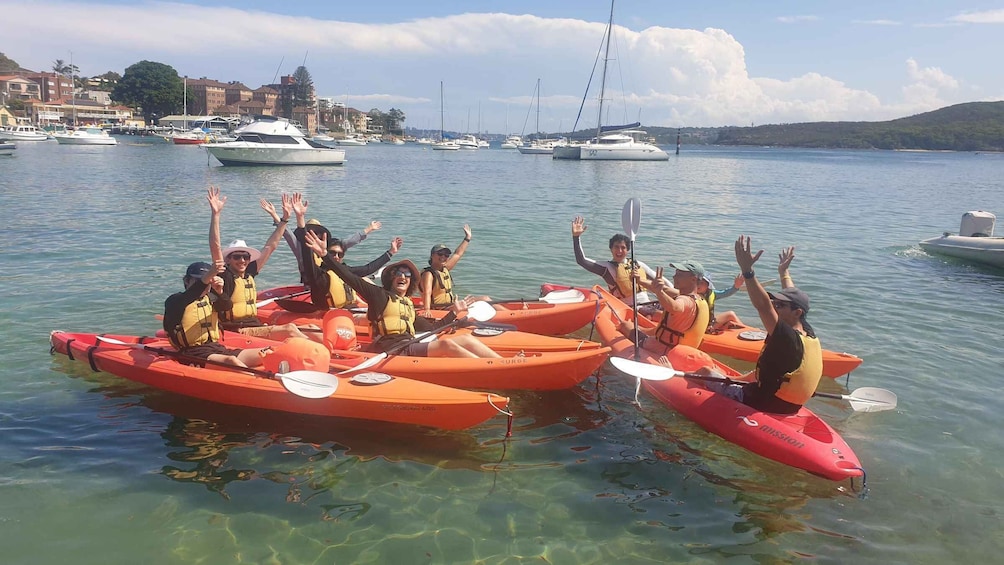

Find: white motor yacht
<box><xmin>204</xmin><ymin>116</ymin><xmax>346</xmax><ymax>166</ymax></box>
<box><xmin>52</xmin><ymin>127</ymin><xmax>118</xmax><ymax>146</ymax></box>
<box><xmin>457</xmin><ymin>134</ymin><xmax>480</xmax><ymax>150</ymax></box>
<box><xmin>334</xmin><ymin>134</ymin><xmax>368</xmax><ymax>146</ymax></box>
<box><xmin>920</xmin><ymin>211</ymin><xmax>1004</xmax><ymax>269</ymax></box>
<box><xmin>0</xmin><ymin>124</ymin><xmax>50</xmax><ymax>142</ymax></box>
<box><xmin>500</xmin><ymin>135</ymin><xmax>523</xmax><ymax>149</ymax></box>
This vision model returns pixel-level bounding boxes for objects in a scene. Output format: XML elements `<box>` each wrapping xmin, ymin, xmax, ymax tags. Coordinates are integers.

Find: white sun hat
<box><xmin>222</xmin><ymin>239</ymin><xmax>262</xmax><ymax>263</ymax></box>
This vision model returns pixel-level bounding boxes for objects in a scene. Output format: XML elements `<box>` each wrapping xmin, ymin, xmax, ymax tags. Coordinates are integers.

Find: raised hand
<box><xmin>778</xmin><ymin>246</ymin><xmax>795</xmax><ymax>274</ymax></box>
<box><xmin>734</xmin><ymin>235</ymin><xmax>764</xmax><ymax>273</ymax></box>
<box><xmin>303</xmin><ymin>229</ymin><xmax>328</xmax><ymax>257</ymax></box>
<box><xmin>207</xmin><ymin>186</ymin><xmax>226</xmax><ymax>214</ymax></box>
<box><xmin>291</xmin><ymin>192</ymin><xmax>308</xmax><ymax>218</ymax></box>
<box><xmin>259</xmin><ymin>198</ymin><xmax>279</xmax><ymax>222</ymax></box>
<box><xmin>389</xmin><ymin>236</ymin><xmax>403</xmax><ymax>255</ymax></box>
<box><xmin>732</xmin><ymin>273</ymin><xmax>746</xmax><ymax>290</ymax></box>
<box><xmin>280</xmin><ymin>193</ymin><xmax>293</xmax><ymax>220</ymax></box>
<box><xmin>572</xmin><ymin>216</ymin><xmax>587</xmax><ymax>237</ymax></box>
<box><xmin>365</xmin><ymin>220</ymin><xmax>382</xmax><ymax>234</ymax></box>
<box><xmin>463</xmin><ymin>224</ymin><xmax>472</xmax><ymax>241</ymax></box>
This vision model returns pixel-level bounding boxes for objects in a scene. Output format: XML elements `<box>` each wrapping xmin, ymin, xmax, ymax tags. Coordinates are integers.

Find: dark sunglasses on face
<box><xmin>772</xmin><ymin>300</ymin><xmax>792</xmax><ymax>310</ymax></box>
<box><xmin>329</xmin><ymin>250</ymin><xmax>345</xmax><ymax>258</ymax></box>
<box><xmin>229</xmin><ymin>252</ymin><xmax>251</xmax><ymax>261</ymax></box>
<box><xmin>394</xmin><ymin>270</ymin><xmax>413</xmax><ymax>278</ymax></box>
<box><xmin>435</xmin><ymin>251</ymin><xmax>451</xmax><ymax>257</ymax></box>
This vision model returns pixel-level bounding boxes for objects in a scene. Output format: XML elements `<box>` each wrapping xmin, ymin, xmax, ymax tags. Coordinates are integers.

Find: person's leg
<box><xmin>448</xmin><ymin>334</ymin><xmax>502</xmax><ymax>358</ymax></box>
<box><xmin>207</xmin><ymin>353</ymin><xmax>248</xmax><ymax>367</ymax></box>
<box><xmin>426</xmin><ymin>339</ymin><xmax>479</xmax><ymax>358</ymax></box>
<box><xmin>711</xmin><ymin>311</ymin><xmax>743</xmax><ymax>331</ymax></box>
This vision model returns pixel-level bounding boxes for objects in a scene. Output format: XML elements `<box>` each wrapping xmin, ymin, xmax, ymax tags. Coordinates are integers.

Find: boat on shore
<box><xmin>203</xmin><ymin>116</ymin><xmax>346</xmax><ymax>166</ymax></box>
<box><xmin>920</xmin><ymin>211</ymin><xmax>1004</xmax><ymax>269</ymax></box>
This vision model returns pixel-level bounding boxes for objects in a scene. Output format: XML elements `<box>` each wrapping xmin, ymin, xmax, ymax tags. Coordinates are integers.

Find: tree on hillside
<box><xmin>0</xmin><ymin>52</ymin><xmax>19</xmax><ymax>73</ymax></box>
<box><xmin>112</xmin><ymin>61</ymin><xmax>184</xmax><ymax>124</ymax></box>
<box><xmin>52</xmin><ymin>59</ymin><xmax>80</xmax><ymax>77</ymax></box>
<box><xmin>91</xmin><ymin>71</ymin><xmax>121</xmax><ymax>92</ymax></box>
<box><xmin>291</xmin><ymin>66</ymin><xmax>314</xmax><ymax>109</ymax></box>
<box><xmin>368</xmin><ymin>108</ymin><xmax>385</xmax><ymax>133</ymax></box>
<box><xmin>386</xmin><ymin>108</ymin><xmax>406</xmax><ymax>134</ymax></box>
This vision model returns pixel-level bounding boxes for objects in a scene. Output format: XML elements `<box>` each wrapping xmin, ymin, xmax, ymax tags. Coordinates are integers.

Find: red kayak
<box><xmin>50</xmin><ymin>331</ymin><xmax>510</xmax><ymax>431</ymax></box>
<box><xmin>594</xmin><ymin>288</ymin><xmax>864</xmax><ymax>482</ymax></box>
<box><xmin>540</xmin><ymin>282</ymin><xmax>862</xmax><ymax>377</ymax></box>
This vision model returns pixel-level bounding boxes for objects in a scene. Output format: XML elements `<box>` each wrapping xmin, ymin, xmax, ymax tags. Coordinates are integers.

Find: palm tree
<box><xmin>51</xmin><ymin>59</ymin><xmax>79</xmax><ymax>77</ymax></box>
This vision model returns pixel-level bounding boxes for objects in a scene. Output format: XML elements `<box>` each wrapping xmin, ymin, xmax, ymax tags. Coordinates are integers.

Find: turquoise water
<box><xmin>2</xmin><ymin>140</ymin><xmax>1003</xmax><ymax>563</ymax></box>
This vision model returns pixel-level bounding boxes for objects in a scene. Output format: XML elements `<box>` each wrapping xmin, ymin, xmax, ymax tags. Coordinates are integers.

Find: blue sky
<box><xmin>5</xmin><ymin>1</ymin><xmax>1003</xmax><ymax>132</ymax></box>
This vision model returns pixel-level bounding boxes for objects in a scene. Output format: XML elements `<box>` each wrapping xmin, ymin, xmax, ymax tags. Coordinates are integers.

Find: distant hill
<box><xmin>641</xmin><ymin>102</ymin><xmax>1004</xmax><ymax>151</ymax></box>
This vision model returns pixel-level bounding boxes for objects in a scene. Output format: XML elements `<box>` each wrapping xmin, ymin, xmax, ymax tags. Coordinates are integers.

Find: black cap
<box><xmin>185</xmin><ymin>261</ymin><xmax>212</xmax><ymax>278</ymax></box>
<box><xmin>768</xmin><ymin>287</ymin><xmax>810</xmax><ymax>313</ymax></box>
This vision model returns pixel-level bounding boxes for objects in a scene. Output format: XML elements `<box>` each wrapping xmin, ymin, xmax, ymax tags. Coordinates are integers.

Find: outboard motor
<box><xmin>960</xmin><ymin>211</ymin><xmax>996</xmax><ymax>237</ymax></box>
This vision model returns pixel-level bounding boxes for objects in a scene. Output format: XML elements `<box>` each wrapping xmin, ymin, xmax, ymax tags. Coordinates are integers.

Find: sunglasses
<box><xmin>771</xmin><ymin>300</ymin><xmax>793</xmax><ymax>310</ymax></box>
<box><xmin>393</xmin><ymin>270</ymin><xmax>413</xmax><ymax>278</ymax></box>
<box><xmin>435</xmin><ymin>251</ymin><xmax>451</xmax><ymax>257</ymax></box>
<box><xmin>329</xmin><ymin>250</ymin><xmax>345</xmax><ymax>258</ymax></box>
<box><xmin>228</xmin><ymin>252</ymin><xmax>251</xmax><ymax>261</ymax></box>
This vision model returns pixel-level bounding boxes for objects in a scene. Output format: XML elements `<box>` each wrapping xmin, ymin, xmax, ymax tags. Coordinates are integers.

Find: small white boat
<box><xmin>0</xmin><ymin>142</ymin><xmax>15</xmax><ymax>155</ymax></box>
<box><xmin>52</xmin><ymin>127</ymin><xmax>118</xmax><ymax>146</ymax></box>
<box><xmin>204</xmin><ymin>116</ymin><xmax>346</xmax><ymax>166</ymax></box>
<box><xmin>477</xmin><ymin>139</ymin><xmax>490</xmax><ymax>148</ymax></box>
<box><xmin>0</xmin><ymin>124</ymin><xmax>50</xmax><ymax>142</ymax></box>
<box><xmin>334</xmin><ymin>134</ymin><xmax>368</xmax><ymax>146</ymax></box>
<box><xmin>415</xmin><ymin>137</ymin><xmax>434</xmax><ymax>145</ymax></box>
<box><xmin>457</xmin><ymin>134</ymin><xmax>480</xmax><ymax>150</ymax></box>
<box><xmin>500</xmin><ymin>135</ymin><xmax>523</xmax><ymax>149</ymax></box>
<box><xmin>553</xmin><ymin>130</ymin><xmax>668</xmax><ymax>161</ymax></box>
<box><xmin>517</xmin><ymin>138</ymin><xmax>567</xmax><ymax>155</ymax></box>
<box><xmin>432</xmin><ymin>139</ymin><xmax>460</xmax><ymax>151</ymax></box>
<box><xmin>310</xmin><ymin>134</ymin><xmax>335</xmax><ymax>143</ymax></box>
<box><xmin>920</xmin><ymin>211</ymin><xmax>1004</xmax><ymax>269</ymax></box>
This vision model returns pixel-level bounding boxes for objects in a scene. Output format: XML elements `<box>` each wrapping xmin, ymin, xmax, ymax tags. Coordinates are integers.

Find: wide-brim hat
<box><xmin>222</xmin><ymin>239</ymin><xmax>261</xmax><ymax>263</ymax></box>
<box><xmin>380</xmin><ymin>259</ymin><xmax>421</xmax><ymax>295</ymax></box>
<box><xmin>304</xmin><ymin>219</ymin><xmax>332</xmax><ymax>241</ymax></box>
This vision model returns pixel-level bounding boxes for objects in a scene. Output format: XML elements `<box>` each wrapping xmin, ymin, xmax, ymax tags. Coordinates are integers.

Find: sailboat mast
<box><xmin>69</xmin><ymin>51</ymin><xmax>76</xmax><ymax>126</ymax></box>
<box><xmin>183</xmin><ymin>75</ymin><xmax>188</xmax><ymax>130</ymax></box>
<box><xmin>594</xmin><ymin>0</ymin><xmax>615</xmax><ymax>141</ymax></box>
<box><xmin>535</xmin><ymin>78</ymin><xmax>540</xmax><ymax>139</ymax></box>
<box><xmin>440</xmin><ymin>81</ymin><xmax>445</xmax><ymax>141</ymax></box>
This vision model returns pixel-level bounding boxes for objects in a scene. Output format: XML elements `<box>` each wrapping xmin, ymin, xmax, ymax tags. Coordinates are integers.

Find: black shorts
<box><xmin>180</xmin><ymin>342</ymin><xmax>244</xmax><ymax>362</ymax></box>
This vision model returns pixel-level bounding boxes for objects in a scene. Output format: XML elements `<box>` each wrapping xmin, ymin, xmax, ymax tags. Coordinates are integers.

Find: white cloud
<box><xmin>950</xmin><ymin>9</ymin><xmax>1004</xmax><ymax>23</ymax></box>
<box><xmin>776</xmin><ymin>15</ymin><xmax>820</xmax><ymax>24</ymax></box>
<box><xmin>0</xmin><ymin>1</ymin><xmax>980</xmax><ymax>128</ymax></box>
<box><xmin>854</xmin><ymin>19</ymin><xmax>902</xmax><ymax>26</ymax></box>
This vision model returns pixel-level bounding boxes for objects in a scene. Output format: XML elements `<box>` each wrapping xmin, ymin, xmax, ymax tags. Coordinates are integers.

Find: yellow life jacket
<box><xmin>653</xmin><ymin>295</ymin><xmax>709</xmax><ymax>350</ymax></box>
<box><xmin>372</xmin><ymin>294</ymin><xmax>416</xmax><ymax>337</ymax></box>
<box><xmin>611</xmin><ymin>261</ymin><xmax>648</xmax><ymax>299</ymax></box>
<box><xmin>774</xmin><ymin>333</ymin><xmax>823</xmax><ymax>406</ymax></box>
<box><xmin>324</xmin><ymin>270</ymin><xmax>356</xmax><ymax>309</ymax></box>
<box><xmin>424</xmin><ymin>266</ymin><xmax>455</xmax><ymax>308</ymax></box>
<box><xmin>169</xmin><ymin>295</ymin><xmax>220</xmax><ymax>349</ymax></box>
<box><xmin>220</xmin><ymin>273</ymin><xmax>257</xmax><ymax>322</ymax></box>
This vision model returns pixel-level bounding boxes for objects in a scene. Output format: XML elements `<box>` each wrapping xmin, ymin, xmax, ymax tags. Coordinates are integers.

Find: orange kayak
<box><xmin>594</xmin><ymin>291</ymin><xmax>864</xmax><ymax>482</ymax></box>
<box><xmin>49</xmin><ymin>331</ymin><xmax>510</xmax><ymax>431</ymax></box>
<box><xmin>542</xmin><ymin>282</ymin><xmax>862</xmax><ymax>378</ymax></box>
<box><xmin>220</xmin><ymin>332</ymin><xmax>611</xmax><ymax>392</ymax></box>
<box><xmin>257</xmin><ymin>285</ymin><xmax>600</xmax><ymax>336</ymax></box>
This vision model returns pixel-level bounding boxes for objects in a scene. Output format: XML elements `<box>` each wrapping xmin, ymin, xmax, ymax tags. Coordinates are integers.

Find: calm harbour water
<box><xmin>1</xmin><ymin>139</ymin><xmax>1003</xmax><ymax>564</ymax></box>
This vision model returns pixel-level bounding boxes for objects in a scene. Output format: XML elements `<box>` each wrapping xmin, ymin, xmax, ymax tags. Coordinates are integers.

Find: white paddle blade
<box><xmin>466</xmin><ymin>301</ymin><xmax>498</xmax><ymax>322</ymax></box>
<box><xmin>541</xmin><ymin>289</ymin><xmax>586</xmax><ymax>304</ymax></box>
<box><xmin>96</xmin><ymin>336</ymin><xmax>131</xmax><ymax>346</ymax></box>
<box><xmin>609</xmin><ymin>357</ymin><xmax>680</xmax><ymax>381</ymax></box>
<box><xmin>846</xmin><ymin>387</ymin><xmax>898</xmax><ymax>413</ymax></box>
<box><xmin>280</xmin><ymin>371</ymin><xmax>339</xmax><ymax>398</ymax></box>
<box><xmin>621</xmin><ymin>198</ymin><xmax>641</xmax><ymax>241</ymax></box>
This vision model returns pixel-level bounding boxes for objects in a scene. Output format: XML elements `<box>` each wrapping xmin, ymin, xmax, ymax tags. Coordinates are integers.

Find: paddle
<box><xmin>335</xmin><ymin>304</ymin><xmax>499</xmax><ymax>375</ymax></box>
<box><xmin>608</xmin><ymin>357</ymin><xmax>897</xmax><ymax>413</ymax></box>
<box><xmin>486</xmin><ymin>289</ymin><xmax>586</xmax><ymax>305</ymax></box>
<box><xmin>622</xmin><ymin>197</ymin><xmax>641</xmax><ymax>362</ymax></box>
<box><xmin>255</xmin><ymin>289</ymin><xmax>311</xmax><ymax>308</ymax></box>
<box><xmin>95</xmin><ymin>336</ymin><xmax>339</xmax><ymax>399</ymax></box>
